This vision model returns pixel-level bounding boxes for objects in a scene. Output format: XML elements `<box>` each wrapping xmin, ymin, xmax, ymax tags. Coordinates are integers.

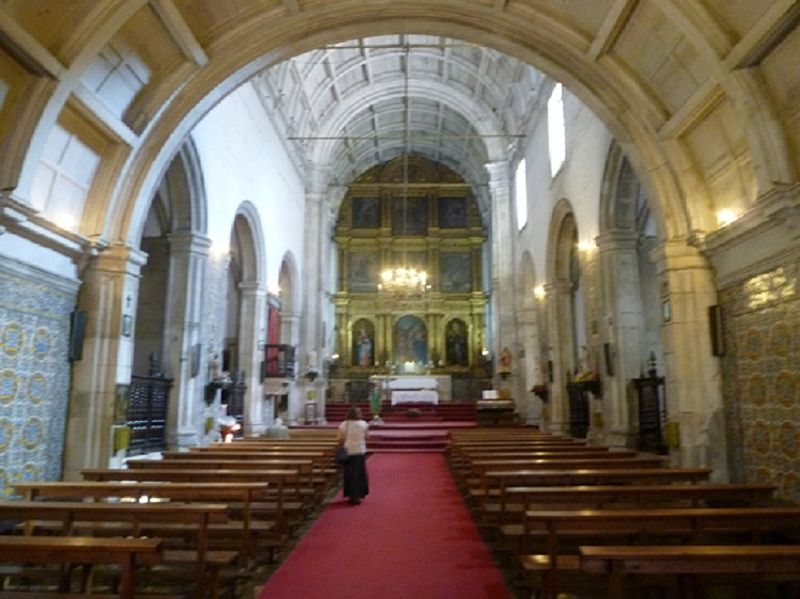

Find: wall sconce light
<box><xmin>533</xmin><ymin>285</ymin><xmax>546</xmax><ymax>300</ymax></box>
<box><xmin>577</xmin><ymin>240</ymin><xmax>596</xmax><ymax>252</ymax></box>
<box><xmin>716</xmin><ymin>209</ymin><xmax>738</xmax><ymax>227</ymax></box>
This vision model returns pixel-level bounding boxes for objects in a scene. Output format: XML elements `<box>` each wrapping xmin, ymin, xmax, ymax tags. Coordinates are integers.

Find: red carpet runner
<box><xmin>257</xmin><ymin>453</ymin><xmax>511</xmax><ymax>599</ymax></box>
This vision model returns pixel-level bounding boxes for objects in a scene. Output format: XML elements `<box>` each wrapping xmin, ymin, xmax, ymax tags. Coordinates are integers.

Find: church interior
<box><xmin>1</xmin><ymin>1</ymin><xmax>800</xmax><ymax>597</ymax></box>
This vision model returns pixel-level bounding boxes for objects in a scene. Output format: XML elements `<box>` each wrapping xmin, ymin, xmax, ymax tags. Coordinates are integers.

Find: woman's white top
<box><xmin>338</xmin><ymin>419</ymin><xmax>368</xmax><ymax>455</ymax></box>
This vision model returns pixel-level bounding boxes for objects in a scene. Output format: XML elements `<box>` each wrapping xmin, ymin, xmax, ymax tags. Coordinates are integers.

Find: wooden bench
<box><xmin>471</xmin><ymin>467</ymin><xmax>712</xmax><ymax>513</ymax></box>
<box><xmin>449</xmin><ymin>446</ymin><xmax>623</xmax><ymax>474</ymax></box>
<box><xmin>520</xmin><ymin>506</ymin><xmax>800</xmax><ymax>599</ymax></box>
<box><xmin>163</xmin><ymin>450</ymin><xmax>337</xmax><ymax>498</ymax></box>
<box><xmin>0</xmin><ymin>500</ymin><xmax>234</xmax><ymax>598</ymax></box>
<box><xmin>81</xmin><ymin>468</ymin><xmax>300</xmax><ymax>541</ymax></box>
<box><xmin>495</xmin><ymin>482</ymin><xmax>776</xmax><ymax>528</ymax></box>
<box><xmin>580</xmin><ymin>545</ymin><xmax>800</xmax><ymax>599</ymax></box>
<box><xmin>13</xmin><ymin>481</ymin><xmax>270</xmax><ymax>563</ymax></box>
<box><xmin>0</xmin><ymin>536</ymin><xmax>161</xmax><ymax>598</ymax></box>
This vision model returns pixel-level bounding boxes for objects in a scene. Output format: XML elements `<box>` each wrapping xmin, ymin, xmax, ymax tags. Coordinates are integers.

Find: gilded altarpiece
<box><xmin>332</xmin><ymin>157</ymin><xmax>489</xmax><ymax>395</ymax></box>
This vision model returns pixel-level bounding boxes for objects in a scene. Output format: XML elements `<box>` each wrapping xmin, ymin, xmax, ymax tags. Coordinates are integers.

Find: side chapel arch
<box><xmin>597</xmin><ymin>141</ymin><xmax>665</xmax><ymax>445</ymax></box>
<box><xmin>225</xmin><ymin>202</ymin><xmax>267</xmax><ymax>434</ymax></box>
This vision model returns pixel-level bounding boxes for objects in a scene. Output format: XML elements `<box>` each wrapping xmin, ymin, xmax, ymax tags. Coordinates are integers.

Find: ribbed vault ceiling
<box><xmin>251</xmin><ymin>34</ymin><xmax>549</xmax><ymax>191</ymax></box>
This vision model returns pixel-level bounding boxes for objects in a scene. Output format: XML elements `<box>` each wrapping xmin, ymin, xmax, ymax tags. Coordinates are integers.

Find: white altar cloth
<box><xmin>391</xmin><ymin>389</ymin><xmax>439</xmax><ymax>405</ymax></box>
<box><xmin>386</xmin><ymin>376</ymin><xmax>438</xmax><ymax>390</ymax></box>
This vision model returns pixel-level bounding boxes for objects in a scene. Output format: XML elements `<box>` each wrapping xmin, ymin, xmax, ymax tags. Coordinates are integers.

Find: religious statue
<box><xmin>575</xmin><ymin>345</ymin><xmax>599</xmax><ymax>381</ymax></box>
<box><xmin>446</xmin><ymin>320</ymin><xmax>468</xmax><ymax>366</ymax></box>
<box><xmin>357</xmin><ymin>327</ymin><xmax>373</xmax><ymax>367</ymax></box>
<box><xmin>498</xmin><ymin>346</ymin><xmax>512</xmax><ymax>377</ymax></box>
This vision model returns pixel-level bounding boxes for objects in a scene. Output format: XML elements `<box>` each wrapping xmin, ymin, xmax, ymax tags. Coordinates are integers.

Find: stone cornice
<box><xmin>700</xmin><ymin>183</ymin><xmax>800</xmax><ymax>289</ymax></box>
<box><xmin>0</xmin><ymin>193</ymin><xmax>105</xmax><ymax>262</ymax></box>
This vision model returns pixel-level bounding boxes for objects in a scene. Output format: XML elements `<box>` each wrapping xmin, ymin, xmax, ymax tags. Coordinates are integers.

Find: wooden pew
<box><xmin>0</xmin><ymin>536</ymin><xmax>161</xmax><ymax>599</ymax></box>
<box><xmin>0</xmin><ymin>501</ymin><xmax>234</xmax><ymax>597</ymax></box>
<box><xmin>494</xmin><ymin>483</ymin><xmax>778</xmax><ymax>558</ymax></box>
<box><xmin>580</xmin><ymin>545</ymin><xmax>800</xmax><ymax>599</ymax></box>
<box><xmin>162</xmin><ymin>450</ymin><xmax>337</xmax><ymax>495</ymax></box>
<box><xmin>81</xmin><ymin>468</ymin><xmax>299</xmax><ymax>541</ymax></box>
<box><xmin>13</xmin><ymin>482</ymin><xmax>269</xmax><ymax>563</ymax></box>
<box><xmin>125</xmin><ymin>457</ymin><xmax>319</xmax><ymax>510</ymax></box>
<box><xmin>449</xmin><ymin>446</ymin><xmax>621</xmax><ymax>473</ymax></box>
<box><xmin>471</xmin><ymin>467</ymin><xmax>711</xmax><ymax>514</ymax></box>
<box><xmin>520</xmin><ymin>506</ymin><xmax>800</xmax><ymax>599</ymax></box>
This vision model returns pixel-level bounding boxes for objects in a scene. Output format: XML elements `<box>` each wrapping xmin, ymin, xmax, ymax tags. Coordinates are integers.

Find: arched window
<box><xmin>548</xmin><ymin>83</ymin><xmax>566</xmax><ymax>177</ymax></box>
<box><xmin>515</xmin><ymin>158</ymin><xmax>527</xmax><ymax>230</ymax></box>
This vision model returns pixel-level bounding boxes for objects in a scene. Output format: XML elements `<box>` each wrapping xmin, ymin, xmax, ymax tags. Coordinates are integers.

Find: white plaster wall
<box><xmin>519</xmin><ymin>90</ymin><xmax>613</xmax><ymax>277</ymax></box>
<box><xmin>0</xmin><ymin>233</ymin><xmax>78</xmax><ymax>281</ymax></box>
<box><xmin>190</xmin><ymin>83</ymin><xmax>306</xmax><ymax>290</ymax></box>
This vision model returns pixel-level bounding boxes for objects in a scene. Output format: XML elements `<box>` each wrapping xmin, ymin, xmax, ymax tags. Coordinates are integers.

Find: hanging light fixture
<box><xmin>378</xmin><ymin>39</ymin><xmax>429</xmax><ymax>295</ymax></box>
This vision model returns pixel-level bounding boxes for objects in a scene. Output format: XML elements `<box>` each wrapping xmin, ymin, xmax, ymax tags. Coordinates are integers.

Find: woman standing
<box><xmin>337</xmin><ymin>406</ymin><xmax>369</xmax><ymax>505</ymax></box>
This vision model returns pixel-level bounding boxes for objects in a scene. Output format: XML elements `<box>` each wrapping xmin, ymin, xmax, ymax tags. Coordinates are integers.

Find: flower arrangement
<box><xmin>531</xmin><ymin>384</ymin><xmax>549</xmax><ymax>401</ymax></box>
<box><xmin>575</xmin><ymin>370</ymin><xmax>599</xmax><ymax>383</ymax></box>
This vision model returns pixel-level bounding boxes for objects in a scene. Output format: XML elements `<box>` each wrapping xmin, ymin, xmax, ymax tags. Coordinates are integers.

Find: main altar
<box><xmin>371</xmin><ymin>375</ymin><xmax>452</xmax><ymax>404</ymax></box>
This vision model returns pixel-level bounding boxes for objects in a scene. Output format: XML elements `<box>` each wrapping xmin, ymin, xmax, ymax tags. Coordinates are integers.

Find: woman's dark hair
<box><xmin>347</xmin><ymin>406</ymin><xmax>362</xmax><ymax>420</ymax></box>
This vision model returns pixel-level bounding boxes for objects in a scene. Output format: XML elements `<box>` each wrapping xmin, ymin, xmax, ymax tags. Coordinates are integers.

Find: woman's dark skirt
<box><xmin>342</xmin><ymin>453</ymin><xmax>369</xmax><ymax>502</ymax></box>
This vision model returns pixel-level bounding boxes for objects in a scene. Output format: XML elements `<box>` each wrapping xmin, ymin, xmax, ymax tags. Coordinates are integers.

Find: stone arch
<box><xmin>222</xmin><ymin>202</ymin><xmax>267</xmax><ymax>434</ymax></box>
<box><xmin>102</xmin><ymin>10</ymin><xmax>711</xmax><ymax>251</ymax></box>
<box><xmin>543</xmin><ymin>198</ymin><xmax>583</xmax><ymax>431</ymax></box>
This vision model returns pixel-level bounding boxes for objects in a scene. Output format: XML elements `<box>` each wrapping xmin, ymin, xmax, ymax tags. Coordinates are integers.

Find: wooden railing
<box><xmin>126</xmin><ymin>374</ymin><xmax>172</xmax><ymax>455</ymax></box>
<box><xmin>264</xmin><ymin>344</ymin><xmax>295</xmax><ymax>378</ymax></box>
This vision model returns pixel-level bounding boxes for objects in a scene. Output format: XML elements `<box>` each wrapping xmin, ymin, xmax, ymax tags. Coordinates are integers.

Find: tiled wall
<box><xmin>720</xmin><ymin>261</ymin><xmax>800</xmax><ymax>501</ymax></box>
<box><xmin>0</xmin><ymin>263</ymin><xmax>76</xmax><ymax>496</ymax></box>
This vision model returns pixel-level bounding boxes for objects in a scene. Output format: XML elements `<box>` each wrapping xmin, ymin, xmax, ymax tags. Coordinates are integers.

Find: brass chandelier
<box><xmin>378</xmin><ymin>41</ymin><xmax>429</xmax><ymax>296</ymax></box>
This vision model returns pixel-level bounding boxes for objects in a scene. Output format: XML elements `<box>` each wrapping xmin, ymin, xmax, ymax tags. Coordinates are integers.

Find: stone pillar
<box><xmin>486</xmin><ymin>161</ymin><xmax>519</xmax><ymax>390</ymax></box>
<box><xmin>653</xmin><ymin>241</ymin><xmax>728</xmax><ymax>480</ymax></box>
<box><xmin>163</xmin><ymin>231</ymin><xmax>211</xmax><ymax>448</ymax></box>
<box><xmin>298</xmin><ymin>168</ymin><xmax>332</xmax><ymax>424</ymax></box>
<box><xmin>280</xmin><ymin>310</ymin><xmax>301</xmax><ymax>423</ymax></box>
<box><xmin>63</xmin><ymin>243</ymin><xmax>147</xmax><ymax>479</ymax></box>
<box><xmin>239</xmin><ymin>281</ymin><xmax>267</xmax><ymax>435</ymax></box>
<box><xmin>517</xmin><ymin>300</ymin><xmax>542</xmax><ymax>424</ymax></box>
<box><xmin>543</xmin><ymin>280</ymin><xmax>573</xmax><ymax>434</ymax></box>
<box><xmin>596</xmin><ymin>230</ymin><xmax>641</xmax><ymax>447</ymax></box>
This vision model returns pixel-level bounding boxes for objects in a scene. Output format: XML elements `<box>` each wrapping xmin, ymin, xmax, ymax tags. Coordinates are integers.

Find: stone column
<box><xmin>516</xmin><ymin>300</ymin><xmax>541</xmax><ymax>424</ymax></box>
<box><xmin>163</xmin><ymin>231</ymin><xmax>211</xmax><ymax>448</ymax></box>
<box><xmin>280</xmin><ymin>310</ymin><xmax>301</xmax><ymax>423</ymax></box>
<box><xmin>485</xmin><ymin>161</ymin><xmax>519</xmax><ymax>390</ymax></box>
<box><xmin>653</xmin><ymin>241</ymin><xmax>728</xmax><ymax>480</ymax></box>
<box><xmin>239</xmin><ymin>281</ymin><xmax>267</xmax><ymax>435</ymax></box>
<box><xmin>63</xmin><ymin>243</ymin><xmax>147</xmax><ymax>479</ymax></box>
<box><xmin>298</xmin><ymin>168</ymin><xmax>332</xmax><ymax>424</ymax></box>
<box><xmin>543</xmin><ymin>281</ymin><xmax>573</xmax><ymax>434</ymax></box>
<box><xmin>596</xmin><ymin>230</ymin><xmax>641</xmax><ymax>447</ymax></box>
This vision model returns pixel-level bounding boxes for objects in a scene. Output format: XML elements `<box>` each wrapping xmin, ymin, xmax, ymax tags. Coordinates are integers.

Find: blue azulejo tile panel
<box><xmin>720</xmin><ymin>261</ymin><xmax>800</xmax><ymax>503</ymax></box>
<box><xmin>0</xmin><ymin>266</ymin><xmax>76</xmax><ymax>496</ymax></box>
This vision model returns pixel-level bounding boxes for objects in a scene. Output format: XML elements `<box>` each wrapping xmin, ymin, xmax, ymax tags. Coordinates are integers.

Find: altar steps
<box><xmin>324</xmin><ymin>401</ymin><xmax>477</xmax><ymax>423</ymax></box>
<box><xmin>367</xmin><ymin>429</ymin><xmax>451</xmax><ymax>453</ymax></box>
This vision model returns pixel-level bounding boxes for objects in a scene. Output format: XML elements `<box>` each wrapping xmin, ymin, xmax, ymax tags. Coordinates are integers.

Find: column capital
<box><xmin>307</xmin><ymin>164</ymin><xmax>332</xmax><ymax>195</ymax></box>
<box><xmin>485</xmin><ymin>161</ymin><xmax>511</xmax><ymax>191</ymax></box>
<box><xmin>596</xmin><ymin>229</ymin><xmax>639</xmax><ymax>252</ymax></box>
<box><xmin>650</xmin><ymin>239</ymin><xmax>708</xmax><ymax>274</ymax></box>
<box><xmin>93</xmin><ymin>242</ymin><xmax>148</xmax><ymax>276</ymax></box>
<box><xmin>168</xmin><ymin>231</ymin><xmax>212</xmax><ymax>255</ymax></box>
<box><xmin>239</xmin><ymin>281</ymin><xmax>267</xmax><ymax>296</ymax></box>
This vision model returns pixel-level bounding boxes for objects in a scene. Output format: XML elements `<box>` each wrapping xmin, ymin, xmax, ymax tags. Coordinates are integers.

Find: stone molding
<box><xmin>701</xmin><ymin>183</ymin><xmax>800</xmax><ymax>289</ymax></box>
